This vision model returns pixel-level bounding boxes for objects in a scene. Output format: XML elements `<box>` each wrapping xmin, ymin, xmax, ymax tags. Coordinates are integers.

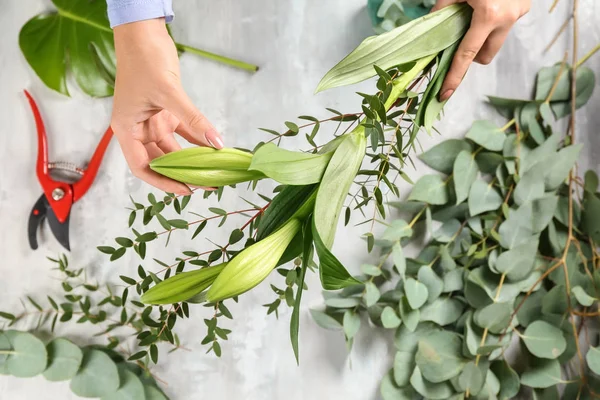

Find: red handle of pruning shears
<box><xmin>23</xmin><ymin>90</ymin><xmax>113</xmax><ymax>223</ymax></box>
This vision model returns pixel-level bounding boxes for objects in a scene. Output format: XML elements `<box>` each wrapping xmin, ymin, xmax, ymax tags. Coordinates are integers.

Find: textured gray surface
<box><xmin>0</xmin><ymin>0</ymin><xmax>599</xmax><ymax>399</ymax></box>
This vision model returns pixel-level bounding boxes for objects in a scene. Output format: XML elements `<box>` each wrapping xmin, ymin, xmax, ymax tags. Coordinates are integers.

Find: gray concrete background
<box><xmin>0</xmin><ymin>0</ymin><xmax>598</xmax><ymax>399</ymax></box>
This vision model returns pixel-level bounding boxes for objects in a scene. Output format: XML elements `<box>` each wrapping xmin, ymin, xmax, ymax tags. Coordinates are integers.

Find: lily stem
<box><xmin>175</xmin><ymin>43</ymin><xmax>259</xmax><ymax>72</ymax></box>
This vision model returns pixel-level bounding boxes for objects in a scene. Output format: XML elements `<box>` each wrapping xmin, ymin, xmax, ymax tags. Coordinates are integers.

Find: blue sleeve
<box><xmin>106</xmin><ymin>0</ymin><xmax>174</xmax><ymax>28</ymax></box>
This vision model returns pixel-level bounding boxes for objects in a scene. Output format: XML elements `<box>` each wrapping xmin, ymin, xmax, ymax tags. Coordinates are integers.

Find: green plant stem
<box><xmin>0</xmin><ymin>350</ymin><xmax>16</xmax><ymax>354</ymax></box>
<box><xmin>576</xmin><ymin>44</ymin><xmax>600</xmax><ymax>69</ymax></box>
<box><xmin>175</xmin><ymin>43</ymin><xmax>259</xmax><ymax>72</ymax></box>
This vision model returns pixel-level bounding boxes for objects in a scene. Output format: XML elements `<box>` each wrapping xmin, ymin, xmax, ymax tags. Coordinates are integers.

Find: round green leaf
<box><xmin>520</xmin><ymin>359</ymin><xmax>562</xmax><ymax>389</ymax></box>
<box><xmin>410</xmin><ymin>366</ymin><xmax>454</xmax><ymax>400</ymax></box>
<box><xmin>490</xmin><ymin>360</ymin><xmax>520</xmax><ymax>400</ymax></box>
<box><xmin>419</xmin><ymin>298</ymin><xmax>463</xmax><ymax>326</ymax></box>
<box><xmin>415</xmin><ymin>330</ymin><xmax>466</xmax><ymax>383</ymax></box>
<box><xmin>381</xmin><ymin>370</ymin><xmax>416</xmax><ymax>400</ymax></box>
<box><xmin>43</xmin><ymin>338</ymin><xmax>83</xmax><ymax>381</ymax></box>
<box><xmin>452</xmin><ymin>150</ymin><xmax>478</xmax><ymax>205</ymax></box>
<box><xmin>399</xmin><ymin>296</ymin><xmax>420</xmax><ymax>332</ymax></box>
<box><xmin>572</xmin><ymin>286</ymin><xmax>595</xmax><ymax>307</ymax></box>
<box><xmin>102</xmin><ymin>365</ymin><xmax>145</xmax><ymax>400</ymax></box>
<box><xmin>0</xmin><ymin>332</ymin><xmax>11</xmax><ymax>375</ymax></box>
<box><xmin>364</xmin><ymin>281</ymin><xmax>381</xmax><ymax>307</ymax></box>
<box><xmin>417</xmin><ymin>267</ymin><xmax>444</xmax><ymax>303</ymax></box>
<box><xmin>343</xmin><ymin>310</ymin><xmax>361</xmax><ymax>340</ymax></box>
<box><xmin>70</xmin><ymin>349</ymin><xmax>120</xmax><ymax>398</ymax></box>
<box><xmin>408</xmin><ymin>174</ymin><xmax>449</xmax><ymax>205</ymax></box>
<box><xmin>5</xmin><ymin>331</ymin><xmax>48</xmax><ymax>377</ymax></box>
<box><xmin>586</xmin><ymin>346</ymin><xmax>600</xmax><ymax>375</ymax></box>
<box><xmin>473</xmin><ymin>302</ymin><xmax>512</xmax><ymax>334</ymax></box>
<box><xmin>381</xmin><ymin>306</ymin><xmax>402</xmax><ymax>329</ymax></box>
<box><xmin>522</xmin><ymin>321</ymin><xmax>566</xmax><ymax>359</ymax></box>
<box><xmin>468</xmin><ymin>179</ymin><xmax>503</xmax><ymax>217</ymax></box>
<box><xmin>457</xmin><ymin>361</ymin><xmax>485</xmax><ymax>395</ymax></box>
<box><xmin>393</xmin><ymin>351</ymin><xmax>414</xmax><ymax>387</ymax></box>
<box><xmin>465</xmin><ymin>120</ymin><xmax>505</xmax><ymax>151</ymax></box>
<box><xmin>404</xmin><ymin>278</ymin><xmax>428</xmax><ymax>309</ymax></box>
<box><xmin>418</xmin><ymin>139</ymin><xmax>472</xmax><ymax>174</ymax></box>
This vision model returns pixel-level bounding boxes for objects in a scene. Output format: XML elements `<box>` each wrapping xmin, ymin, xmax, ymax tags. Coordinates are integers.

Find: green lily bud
<box><xmin>207</xmin><ymin>218</ymin><xmax>302</xmax><ymax>302</ymax></box>
<box><xmin>150</xmin><ymin>147</ymin><xmax>265</xmax><ymax>187</ymax></box>
<box><xmin>140</xmin><ymin>263</ymin><xmax>226</xmax><ymax>305</ymax></box>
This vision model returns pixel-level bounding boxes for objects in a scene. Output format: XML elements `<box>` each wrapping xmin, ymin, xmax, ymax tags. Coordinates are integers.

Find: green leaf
<box><xmin>417</xmin><ymin>267</ymin><xmax>443</xmax><ymax>303</ymax></box>
<box><xmin>404</xmin><ymin>278</ymin><xmax>428</xmax><ymax>309</ymax></box>
<box><xmin>495</xmin><ymin>237</ymin><xmax>539</xmax><ymax>281</ymax></box>
<box><xmin>399</xmin><ymin>296</ymin><xmax>420</xmax><ymax>332</ymax></box>
<box><xmin>19</xmin><ymin>0</ymin><xmax>116</xmax><ymax>97</ymax></box>
<box><xmin>466</xmin><ymin>120</ymin><xmax>505</xmax><ymax>151</ymax></box>
<box><xmin>381</xmin><ymin>306</ymin><xmax>402</xmax><ymax>329</ymax></box>
<box><xmin>490</xmin><ymin>361</ymin><xmax>520</xmax><ymax>400</ymax></box>
<box><xmin>522</xmin><ymin>320</ymin><xmax>566</xmax><ymax>359</ymax></box>
<box><xmin>453</xmin><ymin>150</ymin><xmax>478</xmax><ymax>204</ymax></box>
<box><xmin>586</xmin><ymin>346</ymin><xmax>600</xmax><ymax>375</ymax></box>
<box><xmin>392</xmin><ymin>243</ymin><xmax>407</xmax><ymax>280</ymax></box>
<box><xmin>520</xmin><ymin>358</ymin><xmax>562</xmax><ymax>389</ymax></box>
<box><xmin>314</xmin><ymin>131</ymin><xmax>366</xmax><ymax>248</ymax></box>
<box><xmin>249</xmin><ymin>143</ymin><xmax>333</xmax><ymax>185</ymax></box>
<box><xmin>343</xmin><ymin>310</ymin><xmax>361</xmax><ymax>340</ymax></box>
<box><xmin>97</xmin><ymin>246</ymin><xmax>116</xmax><ymax>255</ymax></box>
<box><xmin>541</xmin><ymin>285</ymin><xmax>568</xmax><ymax>316</ymax></box>
<box><xmin>228</xmin><ymin>229</ymin><xmax>244</xmax><ymax>245</ymax></box>
<box><xmin>410</xmin><ymin>366</ymin><xmax>454</xmax><ymax>400</ymax></box>
<box><xmin>312</xmin><ymin>219</ymin><xmax>362</xmax><ymax>290</ymax></box>
<box><xmin>543</xmin><ymin>144</ymin><xmax>583</xmax><ymax>190</ymax></box>
<box><xmin>498</xmin><ymin>203</ymin><xmax>534</xmax><ymax>249</ymax></box>
<box><xmin>102</xmin><ymin>365</ymin><xmax>145</xmax><ymax>400</ymax></box>
<box><xmin>316</xmin><ymin>4</ymin><xmax>471</xmax><ymax>91</ymax></box>
<box><xmin>468</xmin><ymin>179</ymin><xmax>503</xmax><ymax>216</ymax></box>
<box><xmin>4</xmin><ymin>331</ymin><xmax>47</xmax><ymax>378</ymax></box>
<box><xmin>416</xmin><ymin>330</ymin><xmax>466</xmax><ymax>383</ymax></box>
<box><xmin>324</xmin><ymin>297</ymin><xmax>361</xmax><ymax>308</ymax></box>
<box><xmin>532</xmin><ymin>194</ymin><xmax>559</xmax><ymax>233</ymax></box>
<box><xmin>70</xmin><ymin>349</ymin><xmax>120</xmax><ymax>397</ymax></box>
<box><xmin>514</xmin><ymin>163</ymin><xmax>546</xmax><ymax>206</ymax></box>
<box><xmin>360</xmin><ymin>264</ymin><xmax>381</xmax><ymax>276</ymax></box>
<box><xmin>310</xmin><ymin>309</ymin><xmax>342</xmax><ymax>330</ymax></box>
<box><xmin>381</xmin><ymin>220</ymin><xmax>413</xmax><ymax>242</ymax></box>
<box><xmin>475</xmin><ymin>151</ymin><xmax>504</xmax><ymax>174</ymax></box>
<box><xmin>572</xmin><ymin>286</ymin><xmax>595</xmax><ymax>307</ymax></box>
<box><xmin>364</xmin><ymin>282</ymin><xmax>381</xmax><ymax>307</ymax></box>
<box><xmin>145</xmin><ymin>386</ymin><xmax>168</xmax><ymax>400</ymax></box>
<box><xmin>43</xmin><ymin>338</ymin><xmax>83</xmax><ymax>381</ymax></box>
<box><xmin>432</xmin><ymin>218</ymin><xmax>461</xmax><ymax>243</ymax></box>
<box><xmin>381</xmin><ymin>371</ymin><xmax>417</xmax><ymax>400</ymax></box>
<box><xmin>419</xmin><ymin>139</ymin><xmax>473</xmax><ymax>174</ymax></box>
<box><xmin>458</xmin><ymin>361</ymin><xmax>485</xmax><ymax>395</ymax></box>
<box><xmin>291</xmin><ymin>220</ymin><xmax>313</xmax><ymax>364</ymax></box>
<box><xmin>474</xmin><ymin>302</ymin><xmax>512</xmax><ymax>334</ymax></box>
<box><xmin>419</xmin><ymin>297</ymin><xmax>463</xmax><ymax>326</ymax></box>
<box><xmin>408</xmin><ymin>174</ymin><xmax>449</xmax><ymax>205</ymax></box>
<box><xmin>443</xmin><ymin>268</ymin><xmax>463</xmax><ymax>292</ymax></box>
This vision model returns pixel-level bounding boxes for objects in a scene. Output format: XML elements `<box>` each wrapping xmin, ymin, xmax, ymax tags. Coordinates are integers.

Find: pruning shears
<box><xmin>25</xmin><ymin>90</ymin><xmax>113</xmax><ymax>251</ymax></box>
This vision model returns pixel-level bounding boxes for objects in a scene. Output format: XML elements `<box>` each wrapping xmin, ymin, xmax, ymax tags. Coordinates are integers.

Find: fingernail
<box><xmin>440</xmin><ymin>89</ymin><xmax>454</xmax><ymax>101</ymax></box>
<box><xmin>206</xmin><ymin>130</ymin><xmax>224</xmax><ymax>149</ymax></box>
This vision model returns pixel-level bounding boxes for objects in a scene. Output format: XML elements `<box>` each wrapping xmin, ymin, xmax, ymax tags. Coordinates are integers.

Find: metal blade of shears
<box><xmin>46</xmin><ymin>207</ymin><xmax>71</xmax><ymax>251</ymax></box>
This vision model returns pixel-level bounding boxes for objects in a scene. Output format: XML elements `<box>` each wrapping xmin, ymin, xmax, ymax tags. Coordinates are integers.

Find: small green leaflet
<box><xmin>465</xmin><ymin>120</ymin><xmax>505</xmax><ymax>151</ymax></box>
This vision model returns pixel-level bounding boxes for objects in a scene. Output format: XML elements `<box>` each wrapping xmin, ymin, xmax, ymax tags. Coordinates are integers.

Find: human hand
<box><xmin>433</xmin><ymin>0</ymin><xmax>531</xmax><ymax>101</ymax></box>
<box><xmin>111</xmin><ymin>18</ymin><xmax>223</xmax><ymax>195</ymax></box>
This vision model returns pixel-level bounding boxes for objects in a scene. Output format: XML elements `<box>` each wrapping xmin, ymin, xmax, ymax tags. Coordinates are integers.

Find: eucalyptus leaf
<box><xmin>586</xmin><ymin>346</ymin><xmax>600</xmax><ymax>375</ymax></box>
<box><xmin>410</xmin><ymin>366</ymin><xmax>455</xmax><ymax>400</ymax></box>
<box><xmin>101</xmin><ymin>365</ymin><xmax>145</xmax><ymax>400</ymax></box>
<box><xmin>310</xmin><ymin>309</ymin><xmax>342</xmax><ymax>330</ymax></box>
<box><xmin>419</xmin><ymin>139</ymin><xmax>473</xmax><ymax>174</ymax></box>
<box><xmin>468</xmin><ymin>179</ymin><xmax>503</xmax><ymax>216</ymax></box>
<box><xmin>417</xmin><ymin>267</ymin><xmax>444</xmax><ymax>302</ymax></box>
<box><xmin>453</xmin><ymin>150</ymin><xmax>478</xmax><ymax>204</ymax></box>
<box><xmin>495</xmin><ymin>237</ymin><xmax>539</xmax><ymax>281</ymax></box>
<box><xmin>490</xmin><ymin>361</ymin><xmax>520</xmax><ymax>400</ymax></box>
<box><xmin>522</xmin><ymin>320</ymin><xmax>566</xmax><ymax>359</ymax></box>
<box><xmin>381</xmin><ymin>371</ymin><xmax>417</xmax><ymax>400</ymax></box>
<box><xmin>381</xmin><ymin>306</ymin><xmax>402</xmax><ymax>329</ymax></box>
<box><xmin>415</xmin><ymin>330</ymin><xmax>466</xmax><ymax>382</ymax></box>
<box><xmin>520</xmin><ymin>358</ymin><xmax>562</xmax><ymax>389</ymax></box>
<box><xmin>70</xmin><ymin>349</ymin><xmax>120</xmax><ymax>398</ymax></box>
<box><xmin>43</xmin><ymin>338</ymin><xmax>83</xmax><ymax>382</ymax></box>
<box><xmin>404</xmin><ymin>278</ymin><xmax>429</xmax><ymax>309</ymax></box>
<box><xmin>5</xmin><ymin>331</ymin><xmax>48</xmax><ymax>378</ymax></box>
<box><xmin>393</xmin><ymin>351</ymin><xmax>414</xmax><ymax>387</ymax></box>
<box><xmin>473</xmin><ymin>302</ymin><xmax>512</xmax><ymax>334</ymax></box>
<box><xmin>543</xmin><ymin>144</ymin><xmax>582</xmax><ymax>190</ymax></box>
<box><xmin>466</xmin><ymin>120</ymin><xmax>506</xmax><ymax>151</ymax></box>
<box><xmin>419</xmin><ymin>297</ymin><xmax>463</xmax><ymax>325</ymax></box>
<box><xmin>400</xmin><ymin>296</ymin><xmax>420</xmax><ymax>331</ymax></box>
<box><xmin>408</xmin><ymin>174</ymin><xmax>449</xmax><ymax>205</ymax></box>
<box><xmin>343</xmin><ymin>311</ymin><xmax>361</xmax><ymax>340</ymax></box>
<box><xmin>572</xmin><ymin>286</ymin><xmax>595</xmax><ymax>307</ymax></box>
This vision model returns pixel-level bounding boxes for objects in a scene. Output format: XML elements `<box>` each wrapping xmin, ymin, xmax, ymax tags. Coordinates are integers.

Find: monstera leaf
<box><xmin>19</xmin><ymin>0</ymin><xmax>117</xmax><ymax>97</ymax></box>
<box><xmin>19</xmin><ymin>0</ymin><xmax>258</xmax><ymax>98</ymax></box>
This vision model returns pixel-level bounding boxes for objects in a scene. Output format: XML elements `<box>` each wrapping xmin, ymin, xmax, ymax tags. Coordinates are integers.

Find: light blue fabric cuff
<box><xmin>107</xmin><ymin>0</ymin><xmax>174</xmax><ymax>28</ymax></box>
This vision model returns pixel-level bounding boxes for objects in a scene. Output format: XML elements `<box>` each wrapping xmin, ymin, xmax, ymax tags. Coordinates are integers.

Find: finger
<box><xmin>475</xmin><ymin>27</ymin><xmax>510</xmax><ymax>65</ymax></box>
<box><xmin>118</xmin><ymin>135</ymin><xmax>192</xmax><ymax>195</ymax></box>
<box><xmin>156</xmin><ymin>133</ymin><xmax>182</xmax><ymax>154</ymax></box>
<box><xmin>431</xmin><ymin>0</ymin><xmax>462</xmax><ymax>13</ymax></box>
<box><xmin>144</xmin><ymin>142</ymin><xmax>165</xmax><ymax>160</ymax></box>
<box><xmin>439</xmin><ymin>22</ymin><xmax>492</xmax><ymax>101</ymax></box>
<box><xmin>162</xmin><ymin>88</ymin><xmax>224</xmax><ymax>149</ymax></box>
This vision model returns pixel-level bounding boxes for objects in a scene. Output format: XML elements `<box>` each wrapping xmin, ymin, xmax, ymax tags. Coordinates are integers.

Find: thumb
<box><xmin>164</xmin><ymin>88</ymin><xmax>224</xmax><ymax>149</ymax></box>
